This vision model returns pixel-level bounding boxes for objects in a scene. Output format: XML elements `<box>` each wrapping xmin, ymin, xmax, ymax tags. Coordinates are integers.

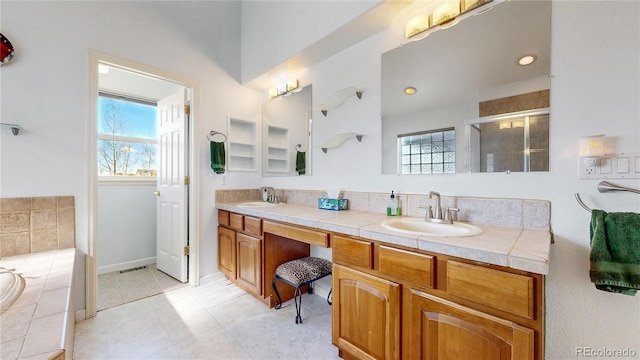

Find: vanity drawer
<box><xmin>378</xmin><ymin>245</ymin><xmax>434</xmax><ymax>288</ymax></box>
<box><xmin>244</xmin><ymin>216</ymin><xmax>262</xmax><ymax>237</ymax></box>
<box><xmin>446</xmin><ymin>260</ymin><xmax>534</xmax><ymax>319</ymax></box>
<box><xmin>263</xmin><ymin>221</ymin><xmax>329</xmax><ymax>247</ymax></box>
<box><xmin>229</xmin><ymin>213</ymin><xmax>244</xmax><ymax>231</ymax></box>
<box><xmin>332</xmin><ymin>235</ymin><xmax>373</xmax><ymax>269</ymax></box>
<box><xmin>218</xmin><ymin>210</ymin><xmax>230</xmax><ymax>227</ymax></box>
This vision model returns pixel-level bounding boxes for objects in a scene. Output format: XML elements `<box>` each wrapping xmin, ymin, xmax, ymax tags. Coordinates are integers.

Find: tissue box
<box><xmin>318</xmin><ymin>198</ymin><xmax>348</xmax><ymax>211</ymax></box>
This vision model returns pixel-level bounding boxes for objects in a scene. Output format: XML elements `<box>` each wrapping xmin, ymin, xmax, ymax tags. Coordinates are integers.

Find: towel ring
<box><xmin>296</xmin><ymin>144</ymin><xmax>306</xmax><ymax>152</ymax></box>
<box><xmin>207</xmin><ymin>131</ymin><xmax>227</xmax><ymax>142</ymax></box>
<box><xmin>575</xmin><ymin>193</ymin><xmax>592</xmax><ymax>213</ymax></box>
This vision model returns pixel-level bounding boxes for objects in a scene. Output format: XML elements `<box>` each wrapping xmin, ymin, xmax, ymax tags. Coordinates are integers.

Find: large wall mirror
<box><xmin>262</xmin><ymin>84</ymin><xmax>312</xmax><ymax>176</ymax></box>
<box><xmin>381</xmin><ymin>0</ymin><xmax>551</xmax><ymax>174</ymax></box>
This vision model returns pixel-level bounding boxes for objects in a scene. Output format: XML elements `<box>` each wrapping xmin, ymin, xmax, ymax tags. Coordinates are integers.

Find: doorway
<box><xmin>87</xmin><ymin>51</ymin><xmax>201</xmax><ymax>318</ymax></box>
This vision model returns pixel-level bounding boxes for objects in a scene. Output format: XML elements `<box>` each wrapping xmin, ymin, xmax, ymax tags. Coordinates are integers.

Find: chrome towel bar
<box><xmin>576</xmin><ymin>181</ymin><xmax>640</xmax><ymax>213</ymax></box>
<box><xmin>597</xmin><ymin>181</ymin><xmax>640</xmax><ymax>195</ymax></box>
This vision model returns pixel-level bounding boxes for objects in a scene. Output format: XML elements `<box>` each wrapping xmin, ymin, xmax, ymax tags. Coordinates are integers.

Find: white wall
<box><xmin>0</xmin><ymin>1</ymin><xmax>263</xmax><ymax>311</ymax></box>
<box><xmin>257</xmin><ymin>1</ymin><xmax>640</xmax><ymax>359</ymax></box>
<box><xmin>240</xmin><ymin>0</ymin><xmax>381</xmax><ymax>84</ymax></box>
<box><xmin>97</xmin><ymin>185</ymin><xmax>156</xmax><ymax>272</ymax></box>
<box><xmin>2</xmin><ymin>1</ymin><xmax>639</xmax><ymax>358</ymax></box>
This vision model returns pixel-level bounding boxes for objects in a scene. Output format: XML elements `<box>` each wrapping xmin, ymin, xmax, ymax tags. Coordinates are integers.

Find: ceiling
<box><xmin>382</xmin><ymin>0</ymin><xmax>552</xmax><ymax>118</ymax></box>
<box><xmin>98</xmin><ymin>65</ymin><xmax>183</xmax><ymax>102</ymax></box>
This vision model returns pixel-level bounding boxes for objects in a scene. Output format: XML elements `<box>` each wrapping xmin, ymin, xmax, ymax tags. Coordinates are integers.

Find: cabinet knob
<box><xmin>154</xmin><ymin>191</ymin><xmax>161</xmax><ymax>196</ymax></box>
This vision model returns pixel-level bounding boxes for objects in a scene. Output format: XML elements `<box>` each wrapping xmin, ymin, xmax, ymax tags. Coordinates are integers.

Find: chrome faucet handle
<box><xmin>444</xmin><ymin>207</ymin><xmax>460</xmax><ymax>222</ymax></box>
<box><xmin>418</xmin><ymin>205</ymin><xmax>432</xmax><ymax>220</ymax></box>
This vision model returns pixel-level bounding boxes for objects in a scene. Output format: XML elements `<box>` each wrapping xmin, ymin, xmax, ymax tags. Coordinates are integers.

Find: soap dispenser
<box><xmin>387</xmin><ymin>191</ymin><xmax>400</xmax><ymax>216</ymax></box>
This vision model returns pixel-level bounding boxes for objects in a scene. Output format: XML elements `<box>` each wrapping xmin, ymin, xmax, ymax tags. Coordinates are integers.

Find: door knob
<box><xmin>154</xmin><ymin>191</ymin><xmax>161</xmax><ymax>196</ymax></box>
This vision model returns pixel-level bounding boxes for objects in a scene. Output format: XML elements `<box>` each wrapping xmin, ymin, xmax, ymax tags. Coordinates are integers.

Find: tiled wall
<box><xmin>479</xmin><ymin>89</ymin><xmax>550</xmax><ymax>117</ymax></box>
<box><xmin>215</xmin><ymin>189</ymin><xmax>551</xmax><ymax>230</ymax></box>
<box><xmin>0</xmin><ymin>196</ymin><xmax>75</xmax><ymax>257</ymax></box>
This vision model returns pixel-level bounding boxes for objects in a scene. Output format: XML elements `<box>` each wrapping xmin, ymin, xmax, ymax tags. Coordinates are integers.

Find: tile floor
<box><xmin>75</xmin><ymin>272</ymin><xmax>338</xmax><ymax>359</ymax></box>
<box><xmin>97</xmin><ymin>264</ymin><xmax>188</xmax><ymax>311</ymax></box>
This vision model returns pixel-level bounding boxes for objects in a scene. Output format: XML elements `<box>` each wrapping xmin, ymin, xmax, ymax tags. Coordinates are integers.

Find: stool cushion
<box><xmin>275</xmin><ymin>257</ymin><xmax>332</xmax><ymax>286</ymax></box>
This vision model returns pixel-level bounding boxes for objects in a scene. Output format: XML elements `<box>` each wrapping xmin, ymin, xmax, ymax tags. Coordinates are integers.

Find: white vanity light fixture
<box><xmin>405</xmin><ymin>14</ymin><xmax>431</xmax><ymax>39</ymax></box>
<box><xmin>404</xmin><ymin>0</ymin><xmax>498</xmax><ymax>40</ymax></box>
<box><xmin>518</xmin><ymin>54</ymin><xmax>537</xmax><ymax>66</ymax></box>
<box><xmin>432</xmin><ymin>1</ymin><xmax>461</xmax><ymax>27</ymax></box>
<box><xmin>269</xmin><ymin>79</ymin><xmax>300</xmax><ymax>100</ymax></box>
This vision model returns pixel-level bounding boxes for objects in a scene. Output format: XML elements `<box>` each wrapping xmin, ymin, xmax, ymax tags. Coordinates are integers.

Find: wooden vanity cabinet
<box><xmin>332</xmin><ymin>264</ymin><xmax>401</xmax><ymax>360</ymax></box>
<box><xmin>217</xmin><ymin>210</ymin><xmax>263</xmax><ymax>297</ymax></box>
<box><xmin>217</xmin><ymin>211</ymin><xmax>324</xmax><ymax>306</ymax></box>
<box><xmin>408</xmin><ymin>290</ymin><xmax>534</xmax><ymax>360</ymax></box>
<box><xmin>217</xmin><ymin>210</ymin><xmax>544</xmax><ymax>359</ymax></box>
<box><xmin>236</xmin><ymin>232</ymin><xmax>261</xmax><ymax>296</ymax></box>
<box><xmin>331</xmin><ymin>234</ymin><xmax>544</xmax><ymax>360</ymax></box>
<box><xmin>217</xmin><ymin>225</ymin><xmax>236</xmax><ymax>280</ymax></box>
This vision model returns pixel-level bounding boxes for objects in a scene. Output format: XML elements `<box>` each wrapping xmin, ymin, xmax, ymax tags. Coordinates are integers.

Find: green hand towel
<box><xmin>210</xmin><ymin>141</ymin><xmax>226</xmax><ymax>174</ymax></box>
<box><xmin>296</xmin><ymin>151</ymin><xmax>306</xmax><ymax>176</ymax></box>
<box><xmin>589</xmin><ymin>209</ymin><xmax>640</xmax><ymax>295</ymax></box>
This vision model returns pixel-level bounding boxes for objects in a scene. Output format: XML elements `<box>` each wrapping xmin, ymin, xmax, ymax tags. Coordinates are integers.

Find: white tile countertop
<box><xmin>0</xmin><ymin>248</ymin><xmax>76</xmax><ymax>360</ymax></box>
<box><xmin>217</xmin><ymin>202</ymin><xmax>551</xmax><ymax>275</ymax></box>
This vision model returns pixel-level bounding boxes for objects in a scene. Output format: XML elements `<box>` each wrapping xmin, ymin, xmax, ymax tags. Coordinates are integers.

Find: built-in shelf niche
<box><xmin>228</xmin><ymin>117</ymin><xmax>257</xmax><ymax>171</ymax></box>
<box><xmin>265</xmin><ymin>124</ymin><xmax>290</xmax><ymax>173</ymax></box>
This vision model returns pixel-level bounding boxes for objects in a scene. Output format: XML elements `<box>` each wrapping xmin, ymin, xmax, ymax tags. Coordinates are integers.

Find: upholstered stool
<box><xmin>272</xmin><ymin>256</ymin><xmax>332</xmax><ymax>324</ymax></box>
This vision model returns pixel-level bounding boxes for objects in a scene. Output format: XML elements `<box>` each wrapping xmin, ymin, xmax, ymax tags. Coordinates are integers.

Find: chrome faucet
<box><xmin>420</xmin><ymin>191</ymin><xmax>459</xmax><ymax>224</ymax></box>
<box><xmin>261</xmin><ymin>187</ymin><xmax>275</xmax><ymax>202</ymax></box>
<box><xmin>429</xmin><ymin>191</ymin><xmax>442</xmax><ymax>220</ymax></box>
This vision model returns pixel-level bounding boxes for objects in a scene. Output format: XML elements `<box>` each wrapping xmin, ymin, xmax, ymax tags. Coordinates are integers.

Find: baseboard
<box><xmin>97</xmin><ymin>257</ymin><xmax>156</xmax><ymax>275</ymax></box>
<box><xmin>75</xmin><ymin>309</ymin><xmax>86</xmax><ymax>322</ymax></box>
<box><xmin>311</xmin><ymin>277</ymin><xmax>332</xmax><ymax>301</ymax></box>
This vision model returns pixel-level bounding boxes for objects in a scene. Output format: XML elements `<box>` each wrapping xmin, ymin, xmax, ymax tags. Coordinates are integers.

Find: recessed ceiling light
<box><xmin>518</xmin><ymin>54</ymin><xmax>537</xmax><ymax>66</ymax></box>
<box><xmin>404</xmin><ymin>86</ymin><xmax>417</xmax><ymax>95</ymax></box>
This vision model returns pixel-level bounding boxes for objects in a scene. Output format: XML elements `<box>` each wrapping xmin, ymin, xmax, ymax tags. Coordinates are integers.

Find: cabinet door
<box><xmin>332</xmin><ymin>264</ymin><xmax>401</xmax><ymax>360</ymax></box>
<box><xmin>409</xmin><ymin>290</ymin><xmax>534</xmax><ymax>360</ymax></box>
<box><xmin>218</xmin><ymin>226</ymin><xmax>236</xmax><ymax>280</ymax></box>
<box><xmin>236</xmin><ymin>233</ymin><xmax>262</xmax><ymax>296</ymax></box>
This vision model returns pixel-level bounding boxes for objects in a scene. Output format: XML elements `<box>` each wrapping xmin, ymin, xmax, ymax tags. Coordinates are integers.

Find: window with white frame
<box><xmin>97</xmin><ymin>93</ymin><xmax>157</xmax><ymax>178</ymax></box>
<box><xmin>398</xmin><ymin>128</ymin><xmax>455</xmax><ymax>174</ymax></box>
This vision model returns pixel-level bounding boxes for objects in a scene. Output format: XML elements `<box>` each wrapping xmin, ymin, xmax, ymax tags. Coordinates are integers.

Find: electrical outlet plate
<box><xmin>578</xmin><ymin>152</ymin><xmax>640</xmax><ymax>179</ymax></box>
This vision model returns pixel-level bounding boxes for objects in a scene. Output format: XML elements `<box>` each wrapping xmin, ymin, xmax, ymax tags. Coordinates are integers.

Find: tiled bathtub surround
<box><xmin>0</xmin><ymin>196</ymin><xmax>76</xmax><ymax>257</ymax></box>
<box><xmin>0</xmin><ymin>248</ymin><xmax>76</xmax><ymax>360</ymax></box>
<box><xmin>215</xmin><ymin>189</ymin><xmax>550</xmax><ymax>230</ymax></box>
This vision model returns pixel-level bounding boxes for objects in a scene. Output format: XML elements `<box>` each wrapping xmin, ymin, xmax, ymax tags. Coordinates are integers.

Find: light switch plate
<box><xmin>579</xmin><ymin>152</ymin><xmax>640</xmax><ymax>179</ymax></box>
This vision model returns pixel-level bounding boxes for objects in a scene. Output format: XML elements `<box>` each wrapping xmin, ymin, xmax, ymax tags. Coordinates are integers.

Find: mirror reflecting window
<box><xmin>398</xmin><ymin>128</ymin><xmax>455</xmax><ymax>175</ymax></box>
<box><xmin>262</xmin><ymin>85</ymin><xmax>312</xmax><ymax>176</ymax></box>
<box><xmin>381</xmin><ymin>0</ymin><xmax>551</xmax><ymax>174</ymax></box>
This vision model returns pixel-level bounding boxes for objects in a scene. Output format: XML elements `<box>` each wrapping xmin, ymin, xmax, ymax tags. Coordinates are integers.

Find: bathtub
<box><xmin>0</xmin><ymin>267</ymin><xmax>25</xmax><ymax>312</ymax></box>
<box><xmin>0</xmin><ymin>248</ymin><xmax>76</xmax><ymax>360</ymax></box>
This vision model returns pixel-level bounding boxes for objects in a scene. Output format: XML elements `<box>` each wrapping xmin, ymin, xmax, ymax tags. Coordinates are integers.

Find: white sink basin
<box><xmin>237</xmin><ymin>201</ymin><xmax>281</xmax><ymax>208</ymax></box>
<box><xmin>381</xmin><ymin>217</ymin><xmax>482</xmax><ymax>237</ymax></box>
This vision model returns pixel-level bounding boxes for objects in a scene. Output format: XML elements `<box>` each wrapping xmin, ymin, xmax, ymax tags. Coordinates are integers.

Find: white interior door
<box><xmin>156</xmin><ymin>89</ymin><xmax>188</xmax><ymax>282</ymax></box>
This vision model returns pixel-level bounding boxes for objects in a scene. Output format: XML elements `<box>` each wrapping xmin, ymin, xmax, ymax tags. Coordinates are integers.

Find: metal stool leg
<box><xmin>294</xmin><ymin>286</ymin><xmax>302</xmax><ymax>324</ymax></box>
<box><xmin>272</xmin><ymin>276</ymin><xmax>284</xmax><ymax>310</ymax></box>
